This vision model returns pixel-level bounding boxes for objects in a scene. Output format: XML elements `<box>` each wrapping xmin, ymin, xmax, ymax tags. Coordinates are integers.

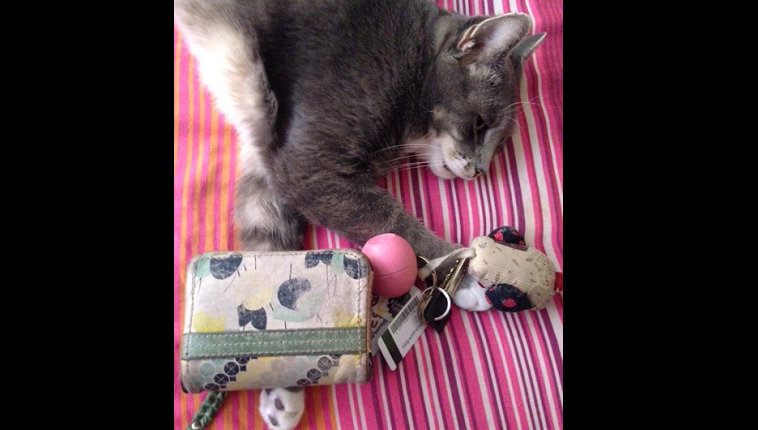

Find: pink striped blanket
<box><xmin>174</xmin><ymin>0</ymin><xmax>563</xmax><ymax>428</ymax></box>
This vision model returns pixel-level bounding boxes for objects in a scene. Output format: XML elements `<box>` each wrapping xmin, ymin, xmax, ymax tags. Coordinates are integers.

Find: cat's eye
<box><xmin>475</xmin><ymin>116</ymin><xmax>487</xmax><ymax>132</ymax></box>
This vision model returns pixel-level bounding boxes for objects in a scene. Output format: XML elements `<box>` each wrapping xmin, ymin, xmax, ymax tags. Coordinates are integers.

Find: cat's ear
<box><xmin>509</xmin><ymin>32</ymin><xmax>546</xmax><ymax>69</ymax></box>
<box><xmin>454</xmin><ymin>13</ymin><xmax>533</xmax><ymax>65</ymax></box>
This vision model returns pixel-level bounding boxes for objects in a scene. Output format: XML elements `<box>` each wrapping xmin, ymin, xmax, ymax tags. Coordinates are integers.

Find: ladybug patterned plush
<box><xmin>453</xmin><ymin>227</ymin><xmax>562</xmax><ymax>312</ymax></box>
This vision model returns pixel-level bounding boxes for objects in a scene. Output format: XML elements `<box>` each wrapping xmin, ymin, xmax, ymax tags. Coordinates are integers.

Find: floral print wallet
<box><xmin>180</xmin><ymin>250</ymin><xmax>374</xmax><ymax>393</ymax></box>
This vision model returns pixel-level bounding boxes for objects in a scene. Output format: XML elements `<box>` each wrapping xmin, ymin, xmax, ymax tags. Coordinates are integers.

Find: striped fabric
<box><xmin>173</xmin><ymin>0</ymin><xmax>563</xmax><ymax>429</ymax></box>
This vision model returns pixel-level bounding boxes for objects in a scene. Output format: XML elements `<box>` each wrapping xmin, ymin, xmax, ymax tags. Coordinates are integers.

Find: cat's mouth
<box><xmin>430</xmin><ymin>156</ymin><xmax>458</xmax><ymax>180</ymax></box>
<box><xmin>404</xmin><ymin>131</ymin><xmax>466</xmax><ymax>180</ymax></box>
<box><xmin>439</xmin><ymin>153</ymin><xmax>478</xmax><ymax>180</ymax></box>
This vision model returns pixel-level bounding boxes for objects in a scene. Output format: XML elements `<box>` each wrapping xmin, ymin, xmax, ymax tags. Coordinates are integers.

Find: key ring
<box><xmin>430</xmin><ymin>288</ymin><xmax>451</xmax><ymax>321</ymax></box>
<box><xmin>416</xmin><ymin>255</ymin><xmax>437</xmax><ymax>289</ymax></box>
<box><xmin>417</xmin><ymin>282</ymin><xmax>453</xmax><ymax>322</ymax></box>
<box><xmin>416</xmin><ymin>255</ymin><xmax>451</xmax><ymax>322</ymax></box>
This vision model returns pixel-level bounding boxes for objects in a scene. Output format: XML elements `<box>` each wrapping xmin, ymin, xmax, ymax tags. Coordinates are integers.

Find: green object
<box><xmin>187</xmin><ymin>391</ymin><xmax>227</xmax><ymax>430</ymax></box>
<box><xmin>182</xmin><ymin>327</ymin><xmax>366</xmax><ymax>359</ymax></box>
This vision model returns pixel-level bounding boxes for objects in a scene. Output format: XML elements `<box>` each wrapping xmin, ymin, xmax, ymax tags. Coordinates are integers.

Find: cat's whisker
<box><xmin>506</xmin><ymin>97</ymin><xmax>560</xmax><ymax>110</ymax></box>
<box><xmin>503</xmin><ymin>117</ymin><xmax>520</xmax><ymax>127</ymax></box>
<box><xmin>377</xmin><ymin>159</ymin><xmax>410</xmax><ymax>167</ymax></box>
<box><xmin>501</xmin><ymin>97</ymin><xmax>540</xmax><ymax>113</ymax></box>
<box><xmin>371</xmin><ymin>143</ymin><xmax>434</xmax><ymax>155</ymax></box>
<box><xmin>376</xmin><ymin>153</ymin><xmax>429</xmax><ymax>166</ymax></box>
<box><xmin>370</xmin><ymin>144</ymin><xmax>410</xmax><ymax>155</ymax></box>
<box><xmin>377</xmin><ymin>160</ymin><xmax>432</xmax><ymax>176</ymax></box>
<box><xmin>382</xmin><ymin>166</ymin><xmax>427</xmax><ymax>176</ymax></box>
<box><xmin>377</xmin><ymin>157</ymin><xmax>423</xmax><ymax>169</ymax></box>
<box><xmin>413</xmin><ymin>98</ymin><xmax>435</xmax><ymax>113</ymax></box>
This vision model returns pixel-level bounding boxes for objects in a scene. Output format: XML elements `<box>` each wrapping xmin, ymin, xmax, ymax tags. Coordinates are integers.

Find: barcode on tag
<box><xmin>389</xmin><ymin>294</ymin><xmax>422</xmax><ymax>334</ymax></box>
<box><xmin>370</xmin><ymin>286</ymin><xmax>419</xmax><ymax>356</ymax></box>
<box><xmin>377</xmin><ymin>285</ymin><xmax>427</xmax><ymax>371</ymax></box>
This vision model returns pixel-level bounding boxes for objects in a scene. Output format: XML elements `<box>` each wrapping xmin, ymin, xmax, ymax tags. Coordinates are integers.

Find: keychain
<box><xmin>411</xmin><ymin>244</ymin><xmax>475</xmax><ymax>332</ymax></box>
<box><xmin>416</xmin><ymin>226</ymin><xmax>562</xmax><ymax>329</ymax></box>
<box><xmin>375</xmin><ymin>226</ymin><xmax>562</xmax><ymax>370</ymax></box>
<box><xmin>417</xmin><ymin>256</ymin><xmax>470</xmax><ymax>332</ymax></box>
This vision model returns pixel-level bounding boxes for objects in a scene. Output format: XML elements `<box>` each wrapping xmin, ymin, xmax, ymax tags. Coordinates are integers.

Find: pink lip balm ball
<box><xmin>362</xmin><ymin>233</ymin><xmax>417</xmax><ymax>298</ymax></box>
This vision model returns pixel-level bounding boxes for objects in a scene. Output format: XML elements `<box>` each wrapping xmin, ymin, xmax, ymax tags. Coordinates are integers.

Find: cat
<box><xmin>174</xmin><ymin>0</ymin><xmax>544</xmax><ymax>428</ymax></box>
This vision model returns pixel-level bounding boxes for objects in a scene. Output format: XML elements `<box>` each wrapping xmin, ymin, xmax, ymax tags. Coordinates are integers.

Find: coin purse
<box><xmin>180</xmin><ymin>249</ymin><xmax>374</xmax><ymax>393</ymax></box>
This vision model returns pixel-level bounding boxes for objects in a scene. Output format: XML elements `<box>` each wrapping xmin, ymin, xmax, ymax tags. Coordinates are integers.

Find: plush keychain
<box><xmin>452</xmin><ymin>226</ymin><xmax>562</xmax><ymax>312</ymax></box>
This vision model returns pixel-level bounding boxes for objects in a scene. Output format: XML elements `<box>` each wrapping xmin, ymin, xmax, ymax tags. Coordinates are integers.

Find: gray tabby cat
<box><xmin>174</xmin><ymin>0</ymin><xmax>544</xmax><ymax>428</ymax></box>
<box><xmin>174</xmin><ymin>0</ymin><xmax>544</xmax><ymax>260</ymax></box>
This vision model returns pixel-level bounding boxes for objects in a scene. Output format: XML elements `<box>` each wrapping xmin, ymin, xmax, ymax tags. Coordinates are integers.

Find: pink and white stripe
<box><xmin>174</xmin><ymin>0</ymin><xmax>563</xmax><ymax>428</ymax></box>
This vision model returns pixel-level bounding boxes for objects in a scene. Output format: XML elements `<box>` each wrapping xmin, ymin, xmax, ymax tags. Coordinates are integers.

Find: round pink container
<box><xmin>361</xmin><ymin>233</ymin><xmax>417</xmax><ymax>298</ymax></box>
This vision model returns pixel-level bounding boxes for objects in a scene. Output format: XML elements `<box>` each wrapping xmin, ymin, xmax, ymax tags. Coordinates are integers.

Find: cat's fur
<box><xmin>174</xmin><ymin>0</ymin><xmax>544</xmax><ymax>428</ymax></box>
<box><xmin>174</xmin><ymin>0</ymin><xmax>544</xmax><ymax>260</ymax></box>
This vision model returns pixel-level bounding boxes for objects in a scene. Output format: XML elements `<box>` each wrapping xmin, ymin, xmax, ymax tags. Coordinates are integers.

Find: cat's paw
<box><xmin>259</xmin><ymin>387</ymin><xmax>305</xmax><ymax>430</ymax></box>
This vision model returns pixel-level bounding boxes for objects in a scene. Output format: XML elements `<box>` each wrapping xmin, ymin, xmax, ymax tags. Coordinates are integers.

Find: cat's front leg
<box><xmin>235</xmin><ymin>170</ymin><xmax>306</xmax><ymax>251</ymax></box>
<box><xmin>274</xmin><ymin>170</ymin><xmax>459</xmax><ymax>260</ymax></box>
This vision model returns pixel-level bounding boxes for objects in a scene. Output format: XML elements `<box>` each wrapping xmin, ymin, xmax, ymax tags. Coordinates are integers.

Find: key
<box><xmin>440</xmin><ymin>257</ymin><xmax>469</xmax><ymax>298</ymax></box>
<box><xmin>419</xmin><ymin>258</ymin><xmax>469</xmax><ymax>332</ymax></box>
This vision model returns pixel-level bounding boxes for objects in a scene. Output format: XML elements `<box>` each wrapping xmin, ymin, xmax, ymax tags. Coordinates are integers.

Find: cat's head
<box><xmin>410</xmin><ymin>13</ymin><xmax>545</xmax><ymax>181</ymax></box>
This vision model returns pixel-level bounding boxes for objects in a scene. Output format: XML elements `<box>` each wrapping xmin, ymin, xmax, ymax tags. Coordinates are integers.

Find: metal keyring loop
<box><xmin>416</xmin><ymin>254</ymin><xmax>437</xmax><ymax>288</ymax></box>
<box><xmin>432</xmin><ymin>288</ymin><xmax>452</xmax><ymax>321</ymax></box>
